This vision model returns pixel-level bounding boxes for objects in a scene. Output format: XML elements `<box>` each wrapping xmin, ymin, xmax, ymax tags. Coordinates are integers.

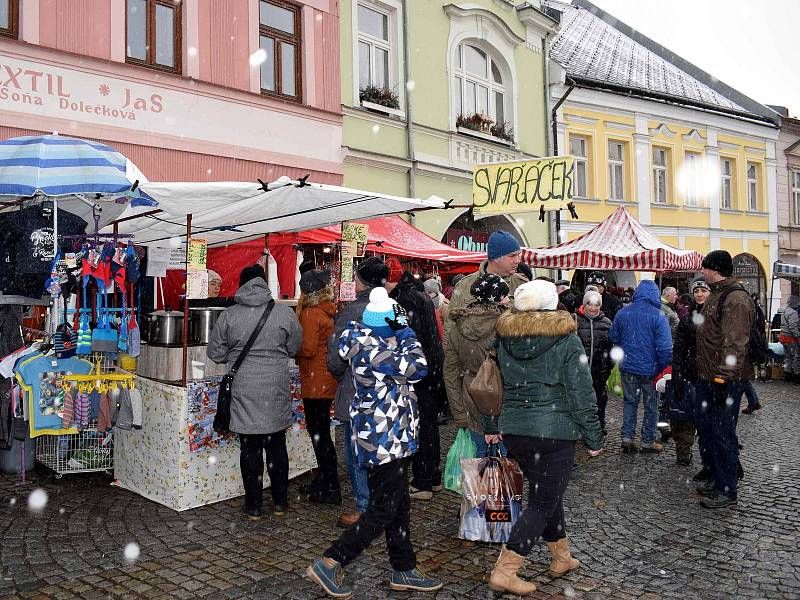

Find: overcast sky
<box><xmin>589</xmin><ymin>0</ymin><xmax>799</xmax><ymax>117</ymax></box>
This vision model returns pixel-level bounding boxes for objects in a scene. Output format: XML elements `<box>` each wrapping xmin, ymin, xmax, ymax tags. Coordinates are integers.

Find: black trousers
<box><xmin>325</xmin><ymin>457</ymin><xmax>416</xmax><ymax>572</ymax></box>
<box><xmin>239</xmin><ymin>430</ymin><xmax>289</xmax><ymax>512</ymax></box>
<box><xmin>592</xmin><ymin>376</ymin><xmax>608</xmax><ymax>430</ymax></box>
<box><xmin>504</xmin><ymin>435</ymin><xmax>575</xmax><ymax>557</ymax></box>
<box><xmin>411</xmin><ymin>391</ymin><xmax>441</xmax><ymax>490</ymax></box>
<box><xmin>304</xmin><ymin>398</ymin><xmax>340</xmax><ymax>492</ymax></box>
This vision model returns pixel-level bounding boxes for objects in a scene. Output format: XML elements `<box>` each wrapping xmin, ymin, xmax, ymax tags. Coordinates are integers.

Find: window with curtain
<box><xmin>259</xmin><ymin>0</ymin><xmax>302</xmax><ymax>101</ymax></box>
<box><xmin>570</xmin><ymin>135</ymin><xmax>589</xmax><ymax>197</ymax></box>
<box><xmin>747</xmin><ymin>162</ymin><xmax>759</xmax><ymax>211</ymax></box>
<box><xmin>453</xmin><ymin>43</ymin><xmax>508</xmax><ymax>130</ymax></box>
<box><xmin>652</xmin><ymin>147</ymin><xmax>668</xmax><ymax>205</ymax></box>
<box><xmin>720</xmin><ymin>158</ymin><xmax>733</xmax><ymax>209</ymax></box>
<box><xmin>608</xmin><ymin>141</ymin><xmax>626</xmax><ymax>200</ymax></box>
<box><xmin>0</xmin><ymin>0</ymin><xmax>17</xmax><ymax>38</ymax></box>
<box><xmin>126</xmin><ymin>0</ymin><xmax>181</xmax><ymax>72</ymax></box>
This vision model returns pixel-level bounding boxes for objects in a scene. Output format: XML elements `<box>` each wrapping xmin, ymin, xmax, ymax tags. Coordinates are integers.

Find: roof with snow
<box><xmin>544</xmin><ymin>0</ymin><xmax>779</xmax><ymax>125</ymax></box>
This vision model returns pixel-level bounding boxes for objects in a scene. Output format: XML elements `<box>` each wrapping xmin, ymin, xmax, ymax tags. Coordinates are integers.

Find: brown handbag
<box><xmin>468</xmin><ymin>347</ymin><xmax>504</xmax><ymax>416</ymax></box>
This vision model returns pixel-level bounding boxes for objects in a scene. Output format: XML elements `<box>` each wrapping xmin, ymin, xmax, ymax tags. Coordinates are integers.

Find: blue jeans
<box><xmin>695</xmin><ymin>381</ymin><xmax>743</xmax><ymax>500</ymax></box>
<box><xmin>743</xmin><ymin>380</ymin><xmax>759</xmax><ymax>409</ymax></box>
<box><xmin>620</xmin><ymin>372</ymin><xmax>659</xmax><ymax>445</ymax></box>
<box><xmin>469</xmin><ymin>430</ymin><xmax>508</xmax><ymax>458</ymax></box>
<box><xmin>344</xmin><ymin>422</ymin><xmax>369</xmax><ymax>512</ymax></box>
<box><xmin>691</xmin><ymin>383</ymin><xmax>714</xmax><ymax>472</ymax></box>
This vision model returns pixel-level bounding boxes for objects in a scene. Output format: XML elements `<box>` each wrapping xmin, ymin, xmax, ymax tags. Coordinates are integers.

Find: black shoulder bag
<box><xmin>213</xmin><ymin>300</ymin><xmax>275</xmax><ymax>434</ymax></box>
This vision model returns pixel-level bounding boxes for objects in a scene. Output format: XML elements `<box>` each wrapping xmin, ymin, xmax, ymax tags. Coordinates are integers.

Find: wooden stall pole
<box><xmin>181</xmin><ymin>214</ymin><xmax>192</xmax><ymax>386</ymax></box>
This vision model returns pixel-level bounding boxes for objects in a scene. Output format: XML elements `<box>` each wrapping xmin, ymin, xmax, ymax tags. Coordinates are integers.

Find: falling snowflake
<box><xmin>406</xmin><ymin>80</ymin><xmax>415</xmax><ymax>91</ymax></box>
<box><xmin>610</xmin><ymin>346</ymin><xmax>625</xmax><ymax>363</ymax></box>
<box><xmin>208</xmin><ymin>455</ymin><xmax>218</xmax><ymax>466</ymax></box>
<box><xmin>28</xmin><ymin>489</ymin><xmax>48</xmax><ymax>512</ymax></box>
<box><xmin>564</xmin><ymin>584</ymin><xmax>577</xmax><ymax>598</ymax></box>
<box><xmin>249</xmin><ymin>49</ymin><xmax>267</xmax><ymax>67</ymax></box>
<box><xmin>123</xmin><ymin>542</ymin><xmax>140</xmax><ymax>563</ymax></box>
<box><xmin>692</xmin><ymin>312</ymin><xmax>705</xmax><ymax>326</ymax></box>
<box><xmin>59</xmin><ymin>508</ymin><xmax>65</xmax><ymax>515</ymax></box>
<box><xmin>98</xmin><ymin>84</ymin><xmax>111</xmax><ymax>96</ymax></box>
<box><xmin>619</xmin><ymin>483</ymin><xmax>625</xmax><ymax>491</ymax></box>
<box><xmin>725</xmin><ymin>355</ymin><xmax>737</xmax><ymax>367</ymax></box>
<box><xmin>772</xmin><ymin>464</ymin><xmax>780</xmax><ymax>475</ymax></box>
<box><xmin>188</xmin><ymin>46</ymin><xmax>198</xmax><ymax>57</ymax></box>
<box><xmin>372</xmin><ymin>124</ymin><xmax>380</xmax><ymax>134</ymax></box>
<box><xmin>8</xmin><ymin>497</ymin><xmax>16</xmax><ymax>506</ymax></box>
<box><xmin>578</xmin><ymin>354</ymin><xmax>588</xmax><ymax>365</ymax></box>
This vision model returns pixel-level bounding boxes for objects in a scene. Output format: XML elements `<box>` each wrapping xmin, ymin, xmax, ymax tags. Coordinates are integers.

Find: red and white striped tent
<box><xmin>521</xmin><ymin>206</ymin><xmax>704</xmax><ymax>272</ymax></box>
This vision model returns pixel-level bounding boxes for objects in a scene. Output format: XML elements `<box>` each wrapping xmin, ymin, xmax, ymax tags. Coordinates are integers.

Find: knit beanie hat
<box><xmin>586</xmin><ymin>271</ymin><xmax>606</xmax><ymax>287</ymax></box>
<box><xmin>207</xmin><ymin>270</ymin><xmax>222</xmax><ymax>284</ymax></box>
<box><xmin>691</xmin><ymin>278</ymin><xmax>711</xmax><ymax>293</ymax></box>
<box><xmin>361</xmin><ymin>287</ymin><xmax>398</xmax><ymax>338</ymax></box>
<box><xmin>470</xmin><ymin>273</ymin><xmax>510</xmax><ymax>304</ymax></box>
<box><xmin>298</xmin><ymin>259</ymin><xmax>316</xmax><ymax>275</ymax></box>
<box><xmin>385</xmin><ymin>257</ymin><xmax>404</xmax><ymax>283</ymax></box>
<box><xmin>356</xmin><ymin>256</ymin><xmax>389</xmax><ymax>287</ymax></box>
<box><xmin>487</xmin><ymin>231</ymin><xmax>521</xmax><ymax>260</ymax></box>
<box><xmin>701</xmin><ymin>250</ymin><xmax>733</xmax><ymax>277</ymax></box>
<box><xmin>423</xmin><ymin>278</ymin><xmax>441</xmax><ymax>295</ymax></box>
<box><xmin>239</xmin><ymin>265</ymin><xmax>266</xmax><ymax>287</ymax></box>
<box><xmin>299</xmin><ymin>269</ymin><xmax>331</xmax><ymax>294</ymax></box>
<box><xmin>514</xmin><ymin>280</ymin><xmax>558</xmax><ymax>312</ymax></box>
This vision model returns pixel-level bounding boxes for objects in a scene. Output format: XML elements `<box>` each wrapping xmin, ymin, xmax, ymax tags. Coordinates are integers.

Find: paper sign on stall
<box><xmin>187</xmin><ymin>238</ymin><xmax>207</xmax><ymax>271</ymax></box>
<box><xmin>146</xmin><ymin>246</ymin><xmax>170</xmax><ymax>278</ymax></box>
<box><xmin>186</xmin><ymin>270</ymin><xmax>209</xmax><ymax>299</ymax></box>
<box><xmin>339</xmin><ymin>239</ymin><xmax>357</xmax><ymax>301</ymax></box>
<box><xmin>168</xmin><ymin>246</ymin><xmax>186</xmax><ymax>270</ymax></box>
<box><xmin>342</xmin><ymin>223</ymin><xmax>369</xmax><ymax>257</ymax></box>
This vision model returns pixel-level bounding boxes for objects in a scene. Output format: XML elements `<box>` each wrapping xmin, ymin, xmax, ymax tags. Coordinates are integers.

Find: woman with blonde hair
<box><xmin>297</xmin><ymin>269</ymin><xmax>341</xmax><ymax>504</ymax></box>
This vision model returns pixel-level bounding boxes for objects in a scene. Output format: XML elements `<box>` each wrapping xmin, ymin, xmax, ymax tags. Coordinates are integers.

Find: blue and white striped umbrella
<box><xmin>0</xmin><ymin>134</ymin><xmax>156</xmax><ymax>205</ymax></box>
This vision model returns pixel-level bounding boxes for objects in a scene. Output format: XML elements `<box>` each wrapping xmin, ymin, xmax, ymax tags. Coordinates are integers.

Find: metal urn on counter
<box><xmin>188</xmin><ymin>307</ymin><xmax>225</xmax><ymax>345</ymax></box>
<box><xmin>146</xmin><ymin>310</ymin><xmax>185</xmax><ymax>347</ymax></box>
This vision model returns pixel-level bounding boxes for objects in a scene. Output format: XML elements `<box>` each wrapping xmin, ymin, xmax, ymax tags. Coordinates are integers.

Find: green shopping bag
<box><xmin>606</xmin><ymin>364</ymin><xmax>622</xmax><ymax>396</ymax></box>
<box><xmin>444</xmin><ymin>428</ymin><xmax>477</xmax><ymax>493</ymax></box>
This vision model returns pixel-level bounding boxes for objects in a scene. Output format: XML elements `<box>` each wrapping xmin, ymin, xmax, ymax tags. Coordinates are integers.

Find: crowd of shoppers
<box><xmin>207</xmin><ymin>233</ymin><xmax>774</xmax><ymax>597</ymax></box>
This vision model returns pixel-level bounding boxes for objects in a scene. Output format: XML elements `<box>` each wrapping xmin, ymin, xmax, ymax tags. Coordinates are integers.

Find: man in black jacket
<box><xmin>385</xmin><ymin>259</ymin><xmax>445</xmax><ymax>500</ymax></box>
<box><xmin>556</xmin><ymin>279</ymin><xmax>578</xmax><ymax>314</ymax></box>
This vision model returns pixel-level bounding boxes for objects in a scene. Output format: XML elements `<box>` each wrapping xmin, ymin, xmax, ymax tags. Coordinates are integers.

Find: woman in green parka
<box><xmin>486</xmin><ymin>279</ymin><xmax>604</xmax><ymax>596</ymax></box>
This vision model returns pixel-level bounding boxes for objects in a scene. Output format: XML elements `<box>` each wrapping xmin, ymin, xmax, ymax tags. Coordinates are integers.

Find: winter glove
<box><xmin>384</xmin><ymin>304</ymin><xmax>409</xmax><ymax>332</ymax></box>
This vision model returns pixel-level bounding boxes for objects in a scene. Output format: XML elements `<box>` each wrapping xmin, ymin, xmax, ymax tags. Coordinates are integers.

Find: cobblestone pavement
<box><xmin>1</xmin><ymin>381</ymin><xmax>798</xmax><ymax>600</ymax></box>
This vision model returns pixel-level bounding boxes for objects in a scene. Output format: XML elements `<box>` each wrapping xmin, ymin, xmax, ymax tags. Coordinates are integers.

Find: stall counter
<box><xmin>115</xmin><ymin>374</ymin><xmax>316</xmax><ymax>511</ymax></box>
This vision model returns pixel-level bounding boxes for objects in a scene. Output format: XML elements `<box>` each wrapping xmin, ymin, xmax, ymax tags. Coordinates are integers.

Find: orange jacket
<box><xmin>297</xmin><ymin>300</ymin><xmax>338</xmax><ymax>399</ymax></box>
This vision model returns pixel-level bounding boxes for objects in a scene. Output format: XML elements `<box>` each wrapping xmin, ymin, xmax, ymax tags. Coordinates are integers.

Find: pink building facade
<box><xmin>0</xmin><ymin>0</ymin><xmax>342</xmax><ymax>183</ymax></box>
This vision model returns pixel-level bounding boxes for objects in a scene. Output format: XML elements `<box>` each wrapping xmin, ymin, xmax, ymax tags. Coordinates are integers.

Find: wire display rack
<box><xmin>36</xmin><ymin>421</ymin><xmax>114</xmax><ymax>478</ymax></box>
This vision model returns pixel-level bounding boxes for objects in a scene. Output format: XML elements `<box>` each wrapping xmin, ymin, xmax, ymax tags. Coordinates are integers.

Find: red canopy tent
<box><xmin>520</xmin><ymin>206</ymin><xmax>704</xmax><ymax>272</ymax></box>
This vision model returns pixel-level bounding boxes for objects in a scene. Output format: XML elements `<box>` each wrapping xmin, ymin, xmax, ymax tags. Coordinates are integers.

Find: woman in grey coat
<box><xmin>207</xmin><ymin>266</ymin><xmax>303</xmax><ymax>520</ymax></box>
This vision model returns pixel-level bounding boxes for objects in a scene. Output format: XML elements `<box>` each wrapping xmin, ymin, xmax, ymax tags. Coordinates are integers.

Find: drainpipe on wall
<box><xmin>543</xmin><ymin>32</ymin><xmax>555</xmax><ymax>247</ymax></box>
<box><xmin>401</xmin><ymin>0</ymin><xmax>417</xmax><ymax>225</ymax></box>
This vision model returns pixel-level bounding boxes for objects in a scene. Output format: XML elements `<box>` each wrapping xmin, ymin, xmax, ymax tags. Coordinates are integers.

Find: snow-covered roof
<box><xmin>544</xmin><ymin>0</ymin><xmax>779</xmax><ymax>124</ymax></box>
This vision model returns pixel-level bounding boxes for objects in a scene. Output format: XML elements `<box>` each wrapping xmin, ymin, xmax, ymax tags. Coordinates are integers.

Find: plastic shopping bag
<box><xmin>458</xmin><ymin>448</ymin><xmax>523</xmax><ymax>543</ymax></box>
<box><xmin>606</xmin><ymin>364</ymin><xmax>621</xmax><ymax>397</ymax></box>
<box><xmin>444</xmin><ymin>428</ymin><xmax>477</xmax><ymax>493</ymax></box>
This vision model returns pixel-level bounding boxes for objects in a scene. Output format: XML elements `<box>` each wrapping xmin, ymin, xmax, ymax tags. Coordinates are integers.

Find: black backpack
<box><xmin>715</xmin><ymin>286</ymin><xmax>769</xmax><ymax>365</ymax></box>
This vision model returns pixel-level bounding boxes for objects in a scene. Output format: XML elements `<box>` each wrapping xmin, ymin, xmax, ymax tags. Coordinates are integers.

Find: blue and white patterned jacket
<box><xmin>339</xmin><ymin>322</ymin><xmax>428</xmax><ymax>466</ymax></box>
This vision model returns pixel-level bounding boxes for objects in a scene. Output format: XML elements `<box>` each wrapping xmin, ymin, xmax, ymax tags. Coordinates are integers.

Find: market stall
<box><xmin>104</xmin><ymin>178</ymin><xmax>449</xmax><ymax>511</ymax></box>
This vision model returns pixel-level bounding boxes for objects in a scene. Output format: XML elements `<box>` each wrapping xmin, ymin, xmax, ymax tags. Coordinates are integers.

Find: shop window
<box><xmin>747</xmin><ymin>162</ymin><xmax>759</xmax><ymax>211</ymax></box>
<box><xmin>126</xmin><ymin>0</ymin><xmax>182</xmax><ymax>73</ymax></box>
<box><xmin>721</xmin><ymin>158</ymin><xmax>734</xmax><ymax>209</ymax></box>
<box><xmin>0</xmin><ymin>0</ymin><xmax>17</xmax><ymax>38</ymax></box>
<box><xmin>652</xmin><ymin>147</ymin><xmax>669</xmax><ymax>205</ymax></box>
<box><xmin>259</xmin><ymin>0</ymin><xmax>302</xmax><ymax>101</ymax></box>
<box><xmin>453</xmin><ymin>42</ymin><xmax>510</xmax><ymax>140</ymax></box>
<box><xmin>570</xmin><ymin>135</ymin><xmax>589</xmax><ymax>197</ymax></box>
<box><xmin>793</xmin><ymin>171</ymin><xmax>800</xmax><ymax>225</ymax></box>
<box><xmin>607</xmin><ymin>140</ymin><xmax>626</xmax><ymax>200</ymax></box>
<box><xmin>682</xmin><ymin>151</ymin><xmax>701</xmax><ymax>207</ymax></box>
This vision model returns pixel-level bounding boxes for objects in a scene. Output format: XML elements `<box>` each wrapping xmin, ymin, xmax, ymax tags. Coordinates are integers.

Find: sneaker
<box><xmin>307</xmin><ymin>558</ymin><xmax>352</xmax><ymax>598</ymax></box>
<box><xmin>621</xmin><ymin>441</ymin><xmax>638</xmax><ymax>453</ymax></box>
<box><xmin>741</xmin><ymin>403</ymin><xmax>762</xmax><ymax>415</ymax></box>
<box><xmin>695</xmin><ymin>480</ymin><xmax>715</xmax><ymax>497</ymax></box>
<box><xmin>409</xmin><ymin>486</ymin><xmax>433</xmax><ymax>501</ymax></box>
<box><xmin>389</xmin><ymin>568</ymin><xmax>443</xmax><ymax>592</ymax></box>
<box><xmin>272</xmin><ymin>503</ymin><xmax>287</xmax><ymax>517</ymax></box>
<box><xmin>244</xmin><ymin>508</ymin><xmax>262</xmax><ymax>522</ymax></box>
<box><xmin>700</xmin><ymin>493</ymin><xmax>737</xmax><ymax>509</ymax></box>
<box><xmin>639</xmin><ymin>442</ymin><xmax>664</xmax><ymax>453</ymax></box>
<box><xmin>692</xmin><ymin>467</ymin><xmax>713</xmax><ymax>482</ymax></box>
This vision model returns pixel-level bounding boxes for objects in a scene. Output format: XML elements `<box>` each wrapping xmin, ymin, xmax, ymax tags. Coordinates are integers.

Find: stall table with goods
<box><xmin>106</xmin><ymin>178</ymin><xmax>449</xmax><ymax>510</ymax></box>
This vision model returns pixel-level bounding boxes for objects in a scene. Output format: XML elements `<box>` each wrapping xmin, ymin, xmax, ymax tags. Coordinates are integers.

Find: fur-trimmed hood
<box><xmin>450</xmin><ymin>303</ymin><xmax>507</xmax><ymax>341</ymax></box>
<box><xmin>496</xmin><ymin>310</ymin><xmax>577</xmax><ymax>361</ymax></box>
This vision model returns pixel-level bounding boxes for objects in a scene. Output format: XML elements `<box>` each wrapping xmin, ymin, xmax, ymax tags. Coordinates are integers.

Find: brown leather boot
<box><xmin>546</xmin><ymin>538</ymin><xmax>581</xmax><ymax>577</ymax></box>
<box><xmin>488</xmin><ymin>547</ymin><xmax>537</xmax><ymax>595</ymax></box>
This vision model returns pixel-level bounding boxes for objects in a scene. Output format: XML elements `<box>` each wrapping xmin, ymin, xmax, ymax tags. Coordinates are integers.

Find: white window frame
<box><xmin>608</xmin><ymin>140</ymin><xmax>626</xmax><ymax>201</ymax></box>
<box><xmin>453</xmin><ymin>41</ymin><xmax>508</xmax><ymax>130</ymax></box>
<box><xmin>720</xmin><ymin>158</ymin><xmax>733</xmax><ymax>210</ymax></box>
<box><xmin>652</xmin><ymin>147</ymin><xmax>668</xmax><ymax>205</ymax></box>
<box><xmin>683</xmin><ymin>151</ymin><xmax>701</xmax><ymax>207</ymax></box>
<box><xmin>793</xmin><ymin>171</ymin><xmax>800</xmax><ymax>226</ymax></box>
<box><xmin>352</xmin><ymin>0</ymin><xmax>403</xmax><ymax>110</ymax></box>
<box><xmin>570</xmin><ymin>135</ymin><xmax>589</xmax><ymax>197</ymax></box>
<box><xmin>747</xmin><ymin>162</ymin><xmax>759</xmax><ymax>211</ymax></box>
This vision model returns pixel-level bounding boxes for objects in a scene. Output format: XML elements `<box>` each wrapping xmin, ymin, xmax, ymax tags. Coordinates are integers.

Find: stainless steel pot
<box><xmin>188</xmin><ymin>307</ymin><xmax>225</xmax><ymax>345</ymax></box>
<box><xmin>147</xmin><ymin>310</ymin><xmax>185</xmax><ymax>346</ymax></box>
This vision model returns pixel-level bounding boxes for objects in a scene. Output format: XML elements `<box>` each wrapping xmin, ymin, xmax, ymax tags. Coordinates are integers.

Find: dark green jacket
<box><xmin>484</xmin><ymin>310</ymin><xmax>603</xmax><ymax>450</ymax></box>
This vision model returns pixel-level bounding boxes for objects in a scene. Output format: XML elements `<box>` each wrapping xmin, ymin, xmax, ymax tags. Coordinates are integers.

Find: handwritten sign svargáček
<box><xmin>472</xmin><ymin>156</ymin><xmax>575</xmax><ymax>214</ymax></box>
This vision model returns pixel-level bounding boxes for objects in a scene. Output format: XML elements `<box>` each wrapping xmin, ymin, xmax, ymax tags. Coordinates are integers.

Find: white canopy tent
<box><xmin>107</xmin><ymin>177</ymin><xmax>448</xmax><ymax>246</ymax></box>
